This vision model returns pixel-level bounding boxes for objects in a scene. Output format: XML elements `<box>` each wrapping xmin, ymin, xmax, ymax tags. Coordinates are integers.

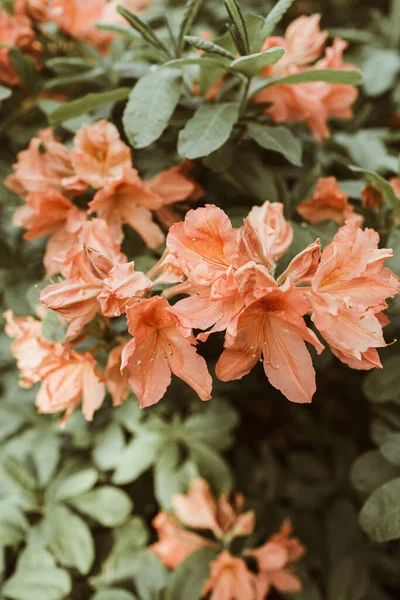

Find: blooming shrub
<box><xmin>1</xmin><ymin>0</ymin><xmax>400</xmax><ymax>599</ymax></box>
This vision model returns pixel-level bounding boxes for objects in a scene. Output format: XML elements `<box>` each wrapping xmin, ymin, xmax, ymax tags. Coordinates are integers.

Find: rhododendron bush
<box><xmin>1</xmin><ymin>0</ymin><xmax>400</xmax><ymax>598</ymax></box>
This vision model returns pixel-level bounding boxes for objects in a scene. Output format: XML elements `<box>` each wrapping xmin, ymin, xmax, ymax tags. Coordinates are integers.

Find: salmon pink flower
<box><xmin>297</xmin><ymin>177</ymin><xmax>363</xmax><ymax>226</ymax></box>
<box><xmin>172</xmin><ymin>478</ymin><xmax>255</xmax><ymax>541</ymax></box>
<box><xmin>279</xmin><ymin>240</ymin><xmax>321</xmax><ymax>286</ymax></box>
<box><xmin>98</xmin><ymin>262</ymin><xmax>152</xmax><ymax>317</ymax></box>
<box><xmin>48</xmin><ymin>0</ymin><xmax>111</xmax><ymax>48</ymax></box>
<box><xmin>36</xmin><ymin>350</ymin><xmax>105</xmax><ymax>424</ymax></box>
<box><xmin>89</xmin><ymin>167</ymin><xmax>164</xmax><ymax>247</ymax></box>
<box><xmin>281</xmin><ymin>14</ymin><xmax>328</xmax><ymax>67</ymax></box>
<box><xmin>239</xmin><ymin>201</ymin><xmax>293</xmax><ymax>271</ymax></box>
<box><xmin>100</xmin><ymin>0</ymin><xmax>150</xmax><ymax>23</ymax></box>
<box><xmin>390</xmin><ymin>177</ymin><xmax>400</xmax><ymax>197</ymax></box>
<box><xmin>202</xmin><ymin>551</ymin><xmax>260</xmax><ymax>600</ymax></box>
<box><xmin>361</xmin><ymin>184</ymin><xmax>384</xmax><ymax>209</ymax></box>
<box><xmin>12</xmin><ymin>191</ymin><xmax>76</xmax><ymax>241</ymax></box>
<box><xmin>121</xmin><ymin>296</ymin><xmax>212</xmax><ymax>407</ymax></box>
<box><xmin>43</xmin><ymin>208</ymin><xmax>87</xmax><ymax>278</ymax></box>
<box><xmin>6</xmin><ymin>129</ymin><xmax>80</xmax><ymax>196</ymax></box>
<box><xmin>40</xmin><ymin>219</ymin><xmax>126</xmax><ymax>338</ymax></box>
<box><xmin>70</xmin><ymin>120</ymin><xmax>132</xmax><ymax>189</ymax></box>
<box><xmin>150</xmin><ymin>511</ymin><xmax>215</xmax><ymax>569</ymax></box>
<box><xmin>248</xmin><ymin>521</ymin><xmax>305</xmax><ymax>597</ymax></box>
<box><xmin>0</xmin><ymin>9</ymin><xmax>40</xmax><ymax>86</ymax></box>
<box><xmin>14</xmin><ymin>0</ymin><xmax>48</xmax><ymax>21</ymax></box>
<box><xmin>4</xmin><ymin>310</ymin><xmax>57</xmax><ymax>389</ymax></box>
<box><xmin>105</xmin><ymin>341</ymin><xmax>130</xmax><ymax>407</ymax></box>
<box><xmin>309</xmin><ymin>221</ymin><xmax>400</xmax><ymax>369</ymax></box>
<box><xmin>216</xmin><ymin>271</ymin><xmax>324</xmax><ymax>404</ymax></box>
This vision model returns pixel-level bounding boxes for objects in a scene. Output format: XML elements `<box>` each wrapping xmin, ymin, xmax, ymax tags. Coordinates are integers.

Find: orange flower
<box><xmin>89</xmin><ymin>167</ymin><xmax>163</xmax><ymax>247</ymax></box>
<box><xmin>309</xmin><ymin>221</ymin><xmax>400</xmax><ymax>369</ymax></box>
<box><xmin>36</xmin><ymin>350</ymin><xmax>105</xmax><ymax>424</ymax></box>
<box><xmin>150</xmin><ymin>511</ymin><xmax>214</xmax><ymax>569</ymax></box>
<box><xmin>361</xmin><ymin>184</ymin><xmax>384</xmax><ymax>209</ymax></box>
<box><xmin>0</xmin><ymin>9</ymin><xmax>40</xmax><ymax>86</ymax></box>
<box><xmin>121</xmin><ymin>296</ymin><xmax>213</xmax><ymax>407</ymax></box>
<box><xmin>43</xmin><ymin>207</ymin><xmax>87</xmax><ymax>278</ymax></box>
<box><xmin>12</xmin><ymin>190</ymin><xmax>76</xmax><ymax>240</ymax></box>
<box><xmin>297</xmin><ymin>177</ymin><xmax>363</xmax><ymax>225</ymax></box>
<box><xmin>14</xmin><ymin>0</ymin><xmax>48</xmax><ymax>21</ymax></box>
<box><xmin>70</xmin><ymin>120</ymin><xmax>132</xmax><ymax>189</ymax></box>
<box><xmin>391</xmin><ymin>177</ymin><xmax>400</xmax><ymax>198</ymax></box>
<box><xmin>6</xmin><ymin>129</ymin><xmax>80</xmax><ymax>196</ymax></box>
<box><xmin>202</xmin><ymin>552</ymin><xmax>260</xmax><ymax>600</ymax></box>
<box><xmin>248</xmin><ymin>521</ymin><xmax>305</xmax><ymax>597</ymax></box>
<box><xmin>100</xmin><ymin>0</ymin><xmax>150</xmax><ymax>24</ymax></box>
<box><xmin>98</xmin><ymin>262</ymin><xmax>152</xmax><ymax>317</ymax></box>
<box><xmin>48</xmin><ymin>0</ymin><xmax>111</xmax><ymax>48</ymax></box>
<box><xmin>104</xmin><ymin>341</ymin><xmax>130</xmax><ymax>407</ymax></box>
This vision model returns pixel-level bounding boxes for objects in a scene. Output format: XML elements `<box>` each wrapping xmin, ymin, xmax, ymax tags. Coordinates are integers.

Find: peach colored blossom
<box><xmin>361</xmin><ymin>184</ymin><xmax>384</xmax><ymax>210</ymax></box>
<box><xmin>121</xmin><ymin>296</ymin><xmax>212</xmax><ymax>407</ymax></box>
<box><xmin>48</xmin><ymin>0</ymin><xmax>111</xmax><ymax>48</ymax></box>
<box><xmin>172</xmin><ymin>478</ymin><xmax>254</xmax><ymax>541</ymax></box>
<box><xmin>6</xmin><ymin>129</ymin><xmax>80</xmax><ymax>196</ymax></box>
<box><xmin>297</xmin><ymin>177</ymin><xmax>363</xmax><ymax>226</ymax></box>
<box><xmin>147</xmin><ymin>162</ymin><xmax>204</xmax><ymax>228</ymax></box>
<box><xmin>150</xmin><ymin>511</ymin><xmax>214</xmax><ymax>569</ymax></box>
<box><xmin>98</xmin><ymin>261</ymin><xmax>152</xmax><ymax>317</ymax></box>
<box><xmin>282</xmin><ymin>14</ymin><xmax>328</xmax><ymax>67</ymax></box>
<box><xmin>36</xmin><ymin>350</ymin><xmax>105</xmax><ymax>424</ymax></box>
<box><xmin>202</xmin><ymin>551</ymin><xmax>260</xmax><ymax>600</ymax></box>
<box><xmin>12</xmin><ymin>191</ymin><xmax>75</xmax><ymax>241</ymax></box>
<box><xmin>105</xmin><ymin>341</ymin><xmax>130</xmax><ymax>407</ymax></box>
<box><xmin>4</xmin><ymin>310</ymin><xmax>57</xmax><ymax>389</ymax></box>
<box><xmin>166</xmin><ymin>204</ymin><xmax>240</xmax><ymax>286</ymax></box>
<box><xmin>248</xmin><ymin>521</ymin><xmax>305</xmax><ymax>597</ymax></box>
<box><xmin>0</xmin><ymin>9</ymin><xmax>40</xmax><ymax>86</ymax></box>
<box><xmin>71</xmin><ymin>120</ymin><xmax>132</xmax><ymax>189</ymax></box>
<box><xmin>100</xmin><ymin>0</ymin><xmax>150</xmax><ymax>24</ymax></box>
<box><xmin>279</xmin><ymin>239</ymin><xmax>321</xmax><ymax>286</ymax></box>
<box><xmin>89</xmin><ymin>167</ymin><xmax>164</xmax><ymax>248</ymax></box>
<box><xmin>43</xmin><ymin>208</ymin><xmax>87</xmax><ymax>278</ymax></box>
<box><xmin>15</xmin><ymin>0</ymin><xmax>48</xmax><ymax>21</ymax></box>
<box><xmin>391</xmin><ymin>177</ymin><xmax>400</xmax><ymax>197</ymax></box>
<box><xmin>239</xmin><ymin>201</ymin><xmax>293</xmax><ymax>271</ymax></box>
<box><xmin>216</xmin><ymin>271</ymin><xmax>324</xmax><ymax>404</ymax></box>
<box><xmin>309</xmin><ymin>221</ymin><xmax>400</xmax><ymax>369</ymax></box>
<box><xmin>40</xmin><ymin>219</ymin><xmax>126</xmax><ymax>338</ymax></box>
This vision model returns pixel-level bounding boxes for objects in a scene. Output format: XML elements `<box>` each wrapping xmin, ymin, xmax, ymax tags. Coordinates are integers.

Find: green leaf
<box><xmin>47</xmin><ymin>467</ymin><xmax>98</xmax><ymax>503</ymax></box>
<box><xmin>183</xmin><ymin>36</ymin><xmax>235</xmax><ymax>59</ymax></box>
<box><xmin>41</xmin><ymin>310</ymin><xmax>66</xmax><ymax>343</ymax></box>
<box><xmin>96</xmin><ymin>23</ymin><xmax>139</xmax><ymax>41</ymax></box>
<box><xmin>123</xmin><ymin>69</ymin><xmax>182</xmax><ymax>149</ymax></box>
<box><xmin>224</xmin><ymin>0</ymin><xmax>250</xmax><ymax>55</ymax></box>
<box><xmin>189</xmin><ymin>441</ymin><xmax>233</xmax><ymax>493</ymax></box>
<box><xmin>183</xmin><ymin>400</ymin><xmax>239</xmax><ymax>451</ymax></box>
<box><xmin>2</xmin><ymin>567</ymin><xmax>71</xmax><ymax>600</ymax></box>
<box><xmin>178</xmin><ymin>102</ymin><xmax>240</xmax><ymax>159</ymax></box>
<box><xmin>48</xmin><ymin>88</ymin><xmax>130</xmax><ymax>127</ymax></box>
<box><xmin>46</xmin><ymin>57</ymin><xmax>95</xmax><ymax>75</ymax></box>
<box><xmin>178</xmin><ymin>0</ymin><xmax>204</xmax><ymax>55</ymax></box>
<box><xmin>112</xmin><ymin>432</ymin><xmax>165</xmax><ymax>484</ymax></box>
<box><xmin>0</xmin><ymin>501</ymin><xmax>29</xmax><ymax>546</ymax></box>
<box><xmin>262</xmin><ymin>0</ymin><xmax>295</xmax><ymax>36</ymax></box>
<box><xmin>350</xmin><ymin>166</ymin><xmax>400</xmax><ymax>215</ymax></box>
<box><xmin>154</xmin><ymin>442</ymin><xmax>198</xmax><ymax>509</ymax></box>
<box><xmin>245</xmin><ymin>13</ymin><xmax>267</xmax><ymax>54</ymax></box>
<box><xmin>380</xmin><ymin>434</ymin><xmax>400</xmax><ymax>466</ymax></box>
<box><xmin>361</xmin><ymin>47</ymin><xmax>400</xmax><ymax>97</ymax></box>
<box><xmin>0</xmin><ymin>84</ymin><xmax>11</xmax><ymax>100</ymax></box>
<box><xmin>167</xmin><ymin>548</ymin><xmax>218</xmax><ymax>600</ymax></box>
<box><xmin>70</xmin><ymin>487</ymin><xmax>133</xmax><ymax>527</ymax></box>
<box><xmin>2</xmin><ymin>456</ymin><xmax>37</xmax><ymax>493</ymax></box>
<box><xmin>249</xmin><ymin>69</ymin><xmax>363</xmax><ymax>97</ymax></box>
<box><xmin>132</xmin><ymin>550</ymin><xmax>169</xmax><ymax>600</ymax></box>
<box><xmin>117</xmin><ymin>6</ymin><xmax>169</xmax><ymax>56</ymax></box>
<box><xmin>31</xmin><ymin>428</ymin><xmax>60</xmax><ymax>487</ymax></box>
<box><xmin>359</xmin><ymin>477</ymin><xmax>400</xmax><ymax>542</ymax></box>
<box><xmin>93</xmin><ymin>422</ymin><xmax>125</xmax><ymax>471</ymax></box>
<box><xmin>247</xmin><ymin>122</ymin><xmax>302</xmax><ymax>166</ymax></box>
<box><xmin>351</xmin><ymin>451</ymin><xmax>400</xmax><ymax>495</ymax></box>
<box><xmin>92</xmin><ymin>590</ymin><xmax>137</xmax><ymax>600</ymax></box>
<box><xmin>8</xmin><ymin>48</ymin><xmax>40</xmax><ymax>95</ymax></box>
<box><xmin>363</xmin><ymin>355</ymin><xmax>400</xmax><ymax>403</ymax></box>
<box><xmin>0</xmin><ymin>407</ymin><xmax>24</xmax><ymax>442</ymax></box>
<box><xmin>231</xmin><ymin>46</ymin><xmax>285</xmax><ymax>77</ymax></box>
<box><xmin>45</xmin><ymin>505</ymin><xmax>95</xmax><ymax>574</ymax></box>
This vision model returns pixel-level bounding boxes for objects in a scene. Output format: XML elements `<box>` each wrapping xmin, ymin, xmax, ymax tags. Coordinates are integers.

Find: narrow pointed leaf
<box><xmin>231</xmin><ymin>46</ymin><xmax>285</xmax><ymax>77</ymax></box>
<box><xmin>178</xmin><ymin>102</ymin><xmax>240</xmax><ymax>159</ymax></box>
<box><xmin>262</xmin><ymin>0</ymin><xmax>296</xmax><ymax>38</ymax></box>
<box><xmin>184</xmin><ymin>36</ymin><xmax>235</xmax><ymax>59</ymax></box>
<box><xmin>123</xmin><ymin>68</ymin><xmax>183</xmax><ymax>148</ymax></box>
<box><xmin>48</xmin><ymin>88</ymin><xmax>130</xmax><ymax>126</ymax></box>
<box><xmin>178</xmin><ymin>0</ymin><xmax>204</xmax><ymax>55</ymax></box>
<box><xmin>247</xmin><ymin>123</ymin><xmax>302</xmax><ymax>165</ymax></box>
<box><xmin>117</xmin><ymin>5</ymin><xmax>170</xmax><ymax>55</ymax></box>
<box><xmin>224</xmin><ymin>0</ymin><xmax>250</xmax><ymax>55</ymax></box>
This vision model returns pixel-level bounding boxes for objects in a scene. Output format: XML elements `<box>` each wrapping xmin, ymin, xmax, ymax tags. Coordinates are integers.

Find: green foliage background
<box><xmin>1</xmin><ymin>0</ymin><xmax>400</xmax><ymax>598</ymax></box>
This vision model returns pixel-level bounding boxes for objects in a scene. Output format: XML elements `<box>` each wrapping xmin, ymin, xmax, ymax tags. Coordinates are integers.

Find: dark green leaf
<box><xmin>48</xmin><ymin>88</ymin><xmax>130</xmax><ymax>127</ymax></box>
<box><xmin>359</xmin><ymin>477</ymin><xmax>400</xmax><ymax>542</ymax></box>
<box><xmin>327</xmin><ymin>556</ymin><xmax>369</xmax><ymax>600</ymax></box>
<box><xmin>123</xmin><ymin>69</ymin><xmax>182</xmax><ymax>148</ymax></box>
<box><xmin>0</xmin><ymin>84</ymin><xmax>11</xmax><ymax>100</ymax></box>
<box><xmin>178</xmin><ymin>0</ymin><xmax>204</xmax><ymax>55</ymax></box>
<box><xmin>167</xmin><ymin>548</ymin><xmax>218</xmax><ymax>600</ymax></box>
<box><xmin>112</xmin><ymin>432</ymin><xmax>165</xmax><ymax>484</ymax></box>
<box><xmin>8</xmin><ymin>48</ymin><xmax>40</xmax><ymax>95</ymax></box>
<box><xmin>92</xmin><ymin>590</ymin><xmax>137</xmax><ymax>600</ymax></box>
<box><xmin>154</xmin><ymin>442</ymin><xmax>198</xmax><ymax>509</ymax></box>
<box><xmin>178</xmin><ymin>102</ymin><xmax>240</xmax><ymax>159</ymax></box>
<box><xmin>363</xmin><ymin>355</ymin><xmax>400</xmax><ymax>403</ymax></box>
<box><xmin>351</xmin><ymin>451</ymin><xmax>400</xmax><ymax>495</ymax></box>
<box><xmin>183</xmin><ymin>36</ymin><xmax>235</xmax><ymax>59</ymax></box>
<box><xmin>224</xmin><ymin>0</ymin><xmax>250</xmax><ymax>55</ymax></box>
<box><xmin>47</xmin><ymin>468</ymin><xmax>98</xmax><ymax>503</ymax></box>
<box><xmin>380</xmin><ymin>434</ymin><xmax>400</xmax><ymax>466</ymax></box>
<box><xmin>2</xmin><ymin>567</ymin><xmax>71</xmax><ymax>600</ymax></box>
<box><xmin>0</xmin><ymin>501</ymin><xmax>29</xmax><ymax>547</ymax></box>
<box><xmin>70</xmin><ymin>487</ymin><xmax>133</xmax><ymax>527</ymax></box>
<box><xmin>262</xmin><ymin>0</ymin><xmax>296</xmax><ymax>37</ymax></box>
<box><xmin>247</xmin><ymin>122</ymin><xmax>302</xmax><ymax>166</ymax></box>
<box><xmin>231</xmin><ymin>46</ymin><xmax>285</xmax><ymax>77</ymax></box>
<box><xmin>117</xmin><ymin>6</ymin><xmax>169</xmax><ymax>55</ymax></box>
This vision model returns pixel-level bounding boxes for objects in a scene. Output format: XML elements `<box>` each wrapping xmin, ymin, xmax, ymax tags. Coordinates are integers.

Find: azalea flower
<box><xmin>47</xmin><ymin>0</ymin><xmax>112</xmax><ymax>49</ymax></box>
<box><xmin>390</xmin><ymin>177</ymin><xmax>400</xmax><ymax>198</ymax></box>
<box><xmin>0</xmin><ymin>9</ymin><xmax>40</xmax><ymax>86</ymax></box>
<box><xmin>98</xmin><ymin>261</ymin><xmax>152</xmax><ymax>317</ymax></box>
<box><xmin>14</xmin><ymin>0</ymin><xmax>49</xmax><ymax>22</ymax></box>
<box><xmin>88</xmin><ymin>167</ymin><xmax>164</xmax><ymax>247</ymax></box>
<box><xmin>361</xmin><ymin>185</ymin><xmax>384</xmax><ymax>209</ymax></box>
<box><xmin>309</xmin><ymin>221</ymin><xmax>400</xmax><ymax>369</ymax></box>
<box><xmin>203</xmin><ymin>552</ymin><xmax>261</xmax><ymax>600</ymax></box>
<box><xmin>297</xmin><ymin>177</ymin><xmax>363</xmax><ymax>226</ymax></box>
<box><xmin>121</xmin><ymin>296</ymin><xmax>212</xmax><ymax>407</ymax></box>
<box><xmin>70</xmin><ymin>120</ymin><xmax>132</xmax><ymax>190</ymax></box>
<box><xmin>104</xmin><ymin>341</ymin><xmax>130</xmax><ymax>407</ymax></box>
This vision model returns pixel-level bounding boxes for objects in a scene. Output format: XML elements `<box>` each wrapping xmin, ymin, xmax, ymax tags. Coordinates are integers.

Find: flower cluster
<box><xmin>253</xmin><ymin>14</ymin><xmax>359</xmax><ymax>140</ymax></box>
<box><xmin>7</xmin><ymin>120</ymin><xmax>202</xmax><ymax>277</ymax></box>
<box><xmin>151</xmin><ymin>477</ymin><xmax>305</xmax><ymax>599</ymax></box>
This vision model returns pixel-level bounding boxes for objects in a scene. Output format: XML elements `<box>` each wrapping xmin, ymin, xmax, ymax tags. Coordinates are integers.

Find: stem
<box><xmin>239</xmin><ymin>75</ymin><xmax>251</xmax><ymax>115</ymax></box>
